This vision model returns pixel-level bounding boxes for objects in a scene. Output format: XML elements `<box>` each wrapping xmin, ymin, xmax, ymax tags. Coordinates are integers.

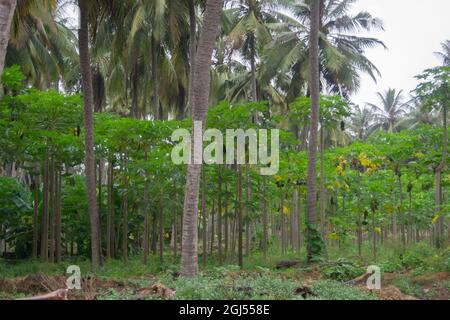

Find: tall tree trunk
<box><xmin>292</xmin><ymin>189</ymin><xmax>300</xmax><ymax>252</ymax></box>
<box><xmin>217</xmin><ymin>165</ymin><xmax>223</xmax><ymax>264</ymax></box>
<box><xmin>107</xmin><ymin>160</ymin><xmax>114</xmax><ymax>259</ymax></box>
<box><xmin>55</xmin><ymin>169</ymin><xmax>62</xmax><ymax>263</ymax></box>
<box><xmin>159</xmin><ymin>190</ymin><xmax>164</xmax><ymax>262</ymax></box>
<box><xmin>306</xmin><ymin>0</ymin><xmax>321</xmax><ymax>263</ymax></box>
<box><xmin>210</xmin><ymin>201</ymin><xmax>215</xmax><ymax>254</ymax></box>
<box><xmin>262</xmin><ymin>178</ymin><xmax>268</xmax><ymax>259</ymax></box>
<box><xmin>79</xmin><ymin>0</ymin><xmax>101</xmax><ymax>270</ymax></box>
<box><xmin>122</xmin><ymin>155</ymin><xmax>129</xmax><ymax>264</ymax></box>
<box><xmin>143</xmin><ymin>155</ymin><xmax>150</xmax><ymax>265</ymax></box>
<box><xmin>49</xmin><ymin>157</ymin><xmax>55</xmax><ymax>263</ymax></box>
<box><xmin>245</xmin><ymin>165</ymin><xmax>251</xmax><ymax>256</ymax></box>
<box><xmin>397</xmin><ymin>171</ymin><xmax>406</xmax><ymax>252</ymax></box>
<box><xmin>172</xmin><ymin>185</ymin><xmax>178</xmax><ymax>262</ymax></box>
<box><xmin>0</xmin><ymin>0</ymin><xmax>16</xmax><ymax>77</ymax></box>
<box><xmin>32</xmin><ymin>175</ymin><xmax>40</xmax><ymax>259</ymax></box>
<box><xmin>237</xmin><ymin>165</ymin><xmax>243</xmax><ymax>269</ymax></box>
<box><xmin>180</xmin><ymin>0</ymin><xmax>223</xmax><ymax>278</ymax></box>
<box><xmin>201</xmin><ymin>171</ymin><xmax>207</xmax><ymax>270</ymax></box>
<box><xmin>41</xmin><ymin>146</ymin><xmax>49</xmax><ymax>262</ymax></box>
<box><xmin>187</xmin><ymin>0</ymin><xmax>197</xmax><ymax>117</ymax></box>
<box><xmin>224</xmin><ymin>181</ymin><xmax>229</xmax><ymax>260</ymax></box>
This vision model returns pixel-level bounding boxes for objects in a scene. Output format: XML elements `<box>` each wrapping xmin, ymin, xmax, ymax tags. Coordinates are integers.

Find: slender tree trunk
<box><xmin>217</xmin><ymin>165</ymin><xmax>223</xmax><ymax>264</ymax></box>
<box><xmin>0</xmin><ymin>0</ymin><xmax>16</xmax><ymax>77</ymax></box>
<box><xmin>397</xmin><ymin>172</ymin><xmax>406</xmax><ymax>252</ymax></box>
<box><xmin>172</xmin><ymin>194</ymin><xmax>177</xmax><ymax>262</ymax></box>
<box><xmin>79</xmin><ymin>0</ymin><xmax>101</xmax><ymax>270</ymax></box>
<box><xmin>143</xmin><ymin>158</ymin><xmax>150</xmax><ymax>265</ymax></box>
<box><xmin>55</xmin><ymin>169</ymin><xmax>62</xmax><ymax>263</ymax></box>
<box><xmin>41</xmin><ymin>146</ymin><xmax>49</xmax><ymax>262</ymax></box>
<box><xmin>224</xmin><ymin>181</ymin><xmax>229</xmax><ymax>260</ymax></box>
<box><xmin>49</xmin><ymin>158</ymin><xmax>55</xmax><ymax>263</ymax></box>
<box><xmin>371</xmin><ymin>203</ymin><xmax>377</xmax><ymax>261</ymax></box>
<box><xmin>159</xmin><ymin>190</ymin><xmax>164</xmax><ymax>262</ymax></box>
<box><xmin>392</xmin><ymin>191</ymin><xmax>398</xmax><ymax>241</ymax></box>
<box><xmin>210</xmin><ymin>200</ymin><xmax>215</xmax><ymax>254</ymax></box>
<box><xmin>201</xmin><ymin>171</ymin><xmax>207</xmax><ymax>270</ymax></box>
<box><xmin>306</xmin><ymin>0</ymin><xmax>321</xmax><ymax>263</ymax></box>
<box><xmin>292</xmin><ymin>189</ymin><xmax>300</xmax><ymax>252</ymax></box>
<box><xmin>262</xmin><ymin>178</ymin><xmax>268</xmax><ymax>259</ymax></box>
<box><xmin>237</xmin><ymin>165</ymin><xmax>243</xmax><ymax>269</ymax></box>
<box><xmin>122</xmin><ymin>155</ymin><xmax>129</xmax><ymax>264</ymax></box>
<box><xmin>280</xmin><ymin>189</ymin><xmax>286</xmax><ymax>255</ymax></box>
<box><xmin>245</xmin><ymin>165</ymin><xmax>251</xmax><ymax>256</ymax></box>
<box><xmin>32</xmin><ymin>175</ymin><xmax>40</xmax><ymax>259</ymax></box>
<box><xmin>180</xmin><ymin>0</ymin><xmax>223</xmax><ymax>277</ymax></box>
<box><xmin>107</xmin><ymin>160</ymin><xmax>114</xmax><ymax>259</ymax></box>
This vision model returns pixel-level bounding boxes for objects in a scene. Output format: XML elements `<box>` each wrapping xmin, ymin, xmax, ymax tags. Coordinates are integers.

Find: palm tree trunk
<box><xmin>151</xmin><ymin>36</ymin><xmax>161</xmax><ymax>119</ymax></box>
<box><xmin>180</xmin><ymin>0</ymin><xmax>223</xmax><ymax>278</ymax></box>
<box><xmin>250</xmin><ymin>34</ymin><xmax>258</xmax><ymax>102</ymax></box>
<box><xmin>0</xmin><ymin>0</ymin><xmax>16</xmax><ymax>77</ymax></box>
<box><xmin>306</xmin><ymin>0</ymin><xmax>321</xmax><ymax>263</ymax></box>
<box><xmin>79</xmin><ymin>0</ymin><xmax>101</xmax><ymax>270</ymax></box>
<box><xmin>188</xmin><ymin>0</ymin><xmax>197</xmax><ymax>117</ymax></box>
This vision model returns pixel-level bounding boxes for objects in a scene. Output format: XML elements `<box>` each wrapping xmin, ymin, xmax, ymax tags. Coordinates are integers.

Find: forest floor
<box><xmin>0</xmin><ymin>243</ymin><xmax>449</xmax><ymax>300</ymax></box>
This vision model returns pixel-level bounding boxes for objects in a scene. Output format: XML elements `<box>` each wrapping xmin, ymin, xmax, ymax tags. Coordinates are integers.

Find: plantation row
<box><xmin>0</xmin><ymin>67</ymin><xmax>448</xmax><ymax>267</ymax></box>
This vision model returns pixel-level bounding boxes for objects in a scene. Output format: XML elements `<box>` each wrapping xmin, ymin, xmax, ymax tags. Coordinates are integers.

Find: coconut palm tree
<box><xmin>223</xmin><ymin>0</ymin><xmax>290</xmax><ymax>102</ymax></box>
<box><xmin>0</xmin><ymin>0</ymin><xmax>17</xmax><ymax>77</ymax></box>
<box><xmin>435</xmin><ymin>40</ymin><xmax>450</xmax><ymax>66</ymax></box>
<box><xmin>261</xmin><ymin>0</ymin><xmax>385</xmax><ymax>100</ymax></box>
<box><xmin>181</xmin><ymin>0</ymin><xmax>224</xmax><ymax>278</ymax></box>
<box><xmin>367</xmin><ymin>88</ymin><xmax>410</xmax><ymax>133</ymax></box>
<box><xmin>78</xmin><ymin>0</ymin><xmax>101</xmax><ymax>270</ymax></box>
<box><xmin>349</xmin><ymin>105</ymin><xmax>375</xmax><ymax>140</ymax></box>
<box><xmin>306</xmin><ymin>0</ymin><xmax>321</xmax><ymax>263</ymax></box>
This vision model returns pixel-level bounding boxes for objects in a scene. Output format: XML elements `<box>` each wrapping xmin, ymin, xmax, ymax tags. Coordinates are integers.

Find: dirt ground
<box><xmin>0</xmin><ymin>271</ymin><xmax>448</xmax><ymax>300</ymax></box>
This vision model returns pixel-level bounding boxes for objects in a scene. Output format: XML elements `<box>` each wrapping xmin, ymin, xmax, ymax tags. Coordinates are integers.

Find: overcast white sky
<box><xmin>60</xmin><ymin>1</ymin><xmax>450</xmax><ymax>107</ymax></box>
<box><xmin>350</xmin><ymin>0</ymin><xmax>450</xmax><ymax>107</ymax></box>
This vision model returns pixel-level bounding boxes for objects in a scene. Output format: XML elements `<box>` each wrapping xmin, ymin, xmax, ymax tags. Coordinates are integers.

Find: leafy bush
<box><xmin>322</xmin><ymin>260</ymin><xmax>366</xmax><ymax>281</ymax></box>
<box><xmin>310</xmin><ymin>280</ymin><xmax>377</xmax><ymax>300</ymax></box>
